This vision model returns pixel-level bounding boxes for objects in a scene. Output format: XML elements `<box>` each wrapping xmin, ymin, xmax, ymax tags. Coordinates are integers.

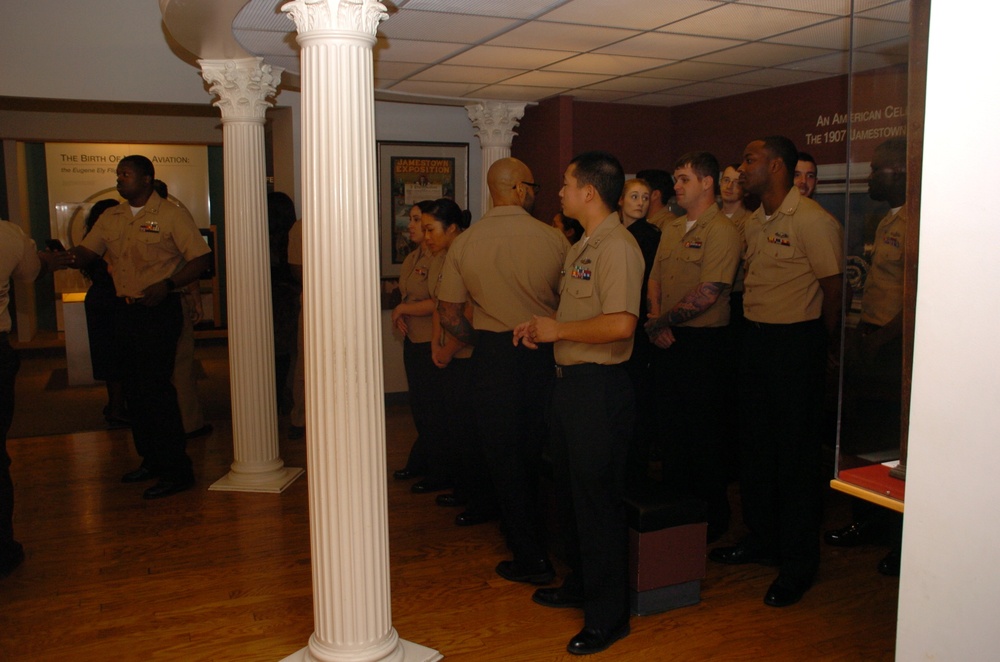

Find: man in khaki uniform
<box><xmin>709</xmin><ymin>137</ymin><xmax>843</xmax><ymax>608</ymax></box>
<box><xmin>437</xmin><ymin>157</ymin><xmax>567</xmax><ymax>584</ymax></box>
<box><xmin>794</xmin><ymin>152</ymin><xmax>819</xmax><ymax>199</ymax></box>
<box><xmin>70</xmin><ymin>155</ymin><xmax>212</xmax><ymax>500</ymax></box>
<box><xmin>645</xmin><ymin>151</ymin><xmax>741</xmax><ymax>542</ymax></box>
<box><xmin>515</xmin><ymin>151</ymin><xmax>643</xmax><ymax>656</ymax></box>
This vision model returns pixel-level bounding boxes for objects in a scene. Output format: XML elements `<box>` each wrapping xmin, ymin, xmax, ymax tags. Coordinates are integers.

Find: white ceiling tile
<box><xmin>671</xmin><ymin>80</ymin><xmax>766</xmax><ymax>98</ymax></box>
<box><xmin>627</xmin><ymin>92</ymin><xmax>715</xmax><ymax>107</ymax></box>
<box><xmin>374</xmin><ymin>61</ymin><xmax>432</xmax><ymax>80</ymax></box>
<box><xmin>765</xmin><ymin>18</ymin><xmax>849</xmax><ymax>50</ymax></box>
<box><xmin>637</xmin><ymin>60</ymin><xmax>757</xmax><ymax>81</ymax></box>
<box><xmin>399</xmin><ymin>0</ymin><xmax>564</xmax><ymax>19</ymax></box>
<box><xmin>443</xmin><ymin>45</ymin><xmax>576</xmax><ymax>68</ymax></box>
<box><xmin>717</xmin><ymin>67</ymin><xmax>833</xmax><ymax>87</ymax></box>
<box><xmin>584</xmin><ymin>76</ymin><xmax>691</xmax><ymax>93</ymax></box>
<box><xmin>374</xmin><ymin>38</ymin><xmax>469</xmax><ymax>63</ymax></box>
<box><xmin>598</xmin><ymin>32</ymin><xmax>744</xmax><ymax>60</ymax></box>
<box><xmin>233</xmin><ymin>29</ymin><xmax>297</xmax><ymax>58</ymax></box>
<box><xmin>501</xmin><ymin>70</ymin><xmax>613</xmax><ymax>88</ymax></box>
<box><xmin>853</xmin><ymin>17</ymin><xmax>911</xmax><ymax>47</ymax></box>
<box><xmin>851</xmin><ymin>48</ymin><xmax>908</xmax><ymax>72</ymax></box>
<box><xmin>473</xmin><ymin>84</ymin><xmax>567</xmax><ymax>101</ymax></box>
<box><xmin>663</xmin><ymin>4</ymin><xmax>834</xmax><ymax>40</ymax></box>
<box><xmin>699</xmin><ymin>41</ymin><xmax>837</xmax><ymax>67</ymax></box>
<box><xmin>857</xmin><ymin>0</ymin><xmax>911</xmax><ymax>22</ymax></box>
<box><xmin>378</xmin><ymin>10</ymin><xmax>519</xmax><ymax>43</ymax></box>
<box><xmin>409</xmin><ymin>64</ymin><xmax>521</xmax><ymax>84</ymax></box>
<box><xmin>734</xmin><ymin>0</ymin><xmax>851</xmax><ymax>16</ymax></box>
<box><xmin>386</xmin><ymin>80</ymin><xmax>488</xmax><ymax>97</ymax></box>
<box><xmin>540</xmin><ymin>0</ymin><xmax>721</xmax><ymax>30</ymax></box>
<box><xmin>777</xmin><ymin>51</ymin><xmax>850</xmax><ymax>73</ymax></box>
<box><xmin>543</xmin><ymin>53</ymin><xmax>675</xmax><ymax>76</ymax></box>
<box><xmin>487</xmin><ymin>21</ymin><xmax>639</xmax><ymax>51</ymax></box>
<box><xmin>564</xmin><ymin>88</ymin><xmax>637</xmax><ymax>103</ymax></box>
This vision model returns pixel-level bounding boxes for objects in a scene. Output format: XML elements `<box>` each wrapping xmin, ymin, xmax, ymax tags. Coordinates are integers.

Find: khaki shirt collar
<box><xmin>762</xmin><ymin>186</ymin><xmax>804</xmax><ymax>223</ymax></box>
<box><xmin>583</xmin><ymin>211</ymin><xmax>622</xmax><ymax>248</ymax></box>
<box><xmin>673</xmin><ymin>203</ymin><xmax>721</xmax><ymax>234</ymax></box>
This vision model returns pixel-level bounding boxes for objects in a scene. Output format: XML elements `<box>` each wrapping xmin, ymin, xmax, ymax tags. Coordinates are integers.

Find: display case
<box><xmin>830</xmin><ymin>0</ymin><xmax>928</xmax><ymax>513</ymax></box>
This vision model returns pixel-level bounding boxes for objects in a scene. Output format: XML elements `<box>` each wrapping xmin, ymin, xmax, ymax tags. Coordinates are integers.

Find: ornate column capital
<box><xmin>466</xmin><ymin>101</ymin><xmax>528</xmax><ymax>149</ymax></box>
<box><xmin>282</xmin><ymin>0</ymin><xmax>388</xmax><ymax>35</ymax></box>
<box><xmin>200</xmin><ymin>57</ymin><xmax>282</xmax><ymax>122</ymax></box>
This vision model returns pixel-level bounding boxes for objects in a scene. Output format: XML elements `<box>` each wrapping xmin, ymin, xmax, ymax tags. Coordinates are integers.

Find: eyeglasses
<box><xmin>514</xmin><ymin>181</ymin><xmax>541</xmax><ymax>193</ymax></box>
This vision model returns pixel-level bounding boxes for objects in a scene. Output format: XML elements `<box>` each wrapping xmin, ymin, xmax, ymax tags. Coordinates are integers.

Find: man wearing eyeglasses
<box><xmin>438</xmin><ymin>157</ymin><xmax>568</xmax><ymax>584</ymax></box>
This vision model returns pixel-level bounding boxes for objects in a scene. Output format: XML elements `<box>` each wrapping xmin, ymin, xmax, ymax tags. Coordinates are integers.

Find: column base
<box><xmin>208</xmin><ymin>466</ymin><xmax>304</xmax><ymax>493</ymax></box>
<box><xmin>279</xmin><ymin>639</ymin><xmax>442</xmax><ymax>662</ymax></box>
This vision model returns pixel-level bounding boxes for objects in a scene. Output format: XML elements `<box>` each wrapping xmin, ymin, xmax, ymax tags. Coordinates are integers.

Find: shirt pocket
<box><xmin>565</xmin><ymin>277</ymin><xmax>594</xmax><ymax>300</ymax></box>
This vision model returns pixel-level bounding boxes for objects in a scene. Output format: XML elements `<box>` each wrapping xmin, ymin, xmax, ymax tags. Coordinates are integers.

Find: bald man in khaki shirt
<box><xmin>438</xmin><ymin>157</ymin><xmax>567</xmax><ymax>585</ymax></box>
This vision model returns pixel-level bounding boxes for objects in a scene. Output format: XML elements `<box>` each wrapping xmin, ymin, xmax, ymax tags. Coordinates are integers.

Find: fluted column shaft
<box><xmin>281</xmin><ymin>1</ymin><xmax>438</xmax><ymax>660</ymax></box>
<box><xmin>466</xmin><ymin>102</ymin><xmax>527</xmax><ymax>213</ymax></box>
<box><xmin>201</xmin><ymin>58</ymin><xmax>303</xmax><ymax>493</ymax></box>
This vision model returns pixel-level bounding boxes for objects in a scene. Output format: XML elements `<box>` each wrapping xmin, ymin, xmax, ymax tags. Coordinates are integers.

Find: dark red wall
<box><xmin>513</xmin><ymin>64</ymin><xmax>907</xmax><ymax>213</ymax></box>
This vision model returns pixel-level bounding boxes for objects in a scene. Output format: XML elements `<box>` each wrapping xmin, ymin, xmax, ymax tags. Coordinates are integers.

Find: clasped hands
<box><xmin>512</xmin><ymin>315</ymin><xmax>559</xmax><ymax>349</ymax></box>
<box><xmin>644</xmin><ymin>315</ymin><xmax>677</xmax><ymax>349</ymax></box>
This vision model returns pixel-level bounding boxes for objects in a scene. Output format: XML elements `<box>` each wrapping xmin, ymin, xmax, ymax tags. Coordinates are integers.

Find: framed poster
<box><xmin>377</xmin><ymin>141</ymin><xmax>468</xmax><ymax>277</ymax></box>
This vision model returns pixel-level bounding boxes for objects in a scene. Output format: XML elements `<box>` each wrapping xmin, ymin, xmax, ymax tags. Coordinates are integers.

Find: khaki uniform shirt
<box><xmin>554</xmin><ymin>212</ymin><xmax>644</xmax><ymax>366</ymax></box>
<box><xmin>398</xmin><ymin>247</ymin><xmax>435</xmax><ymax>343</ymax></box>
<box><xmin>438</xmin><ymin>205</ymin><xmax>567</xmax><ymax>332</ymax></box>
<box><xmin>429</xmin><ymin>250</ymin><xmax>472</xmax><ymax>359</ymax></box>
<box><xmin>1</xmin><ymin>221</ymin><xmax>42</xmax><ymax>333</ymax></box>
<box><xmin>861</xmin><ymin>207</ymin><xmax>905</xmax><ymax>326</ymax></box>
<box><xmin>81</xmin><ymin>194</ymin><xmax>209</xmax><ymax>299</ymax></box>
<box><xmin>648</xmin><ymin>207</ymin><xmax>678</xmax><ymax>232</ymax></box>
<box><xmin>649</xmin><ymin>204</ymin><xmax>740</xmax><ymax>328</ymax></box>
<box><xmin>723</xmin><ymin>205</ymin><xmax>752</xmax><ymax>293</ymax></box>
<box><xmin>743</xmin><ymin>188</ymin><xmax>844</xmax><ymax>324</ymax></box>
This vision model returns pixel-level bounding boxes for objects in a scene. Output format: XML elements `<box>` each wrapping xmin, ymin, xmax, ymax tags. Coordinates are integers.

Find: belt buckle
<box><xmin>555</xmin><ymin>365</ymin><xmax>564</xmax><ymax>379</ymax></box>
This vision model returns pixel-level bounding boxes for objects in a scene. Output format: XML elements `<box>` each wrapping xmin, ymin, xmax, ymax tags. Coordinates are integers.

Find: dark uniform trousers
<box><xmin>0</xmin><ymin>333</ymin><xmax>20</xmax><ymax>556</ymax></box>
<box><xmin>739</xmin><ymin>318</ymin><xmax>827</xmax><ymax>582</ymax></box>
<box><xmin>550</xmin><ymin>363</ymin><xmax>633</xmax><ymax>630</ymax></box>
<box><xmin>437</xmin><ymin>356</ymin><xmax>495</xmax><ymax>511</ymax></box>
<box><xmin>115</xmin><ymin>294</ymin><xmax>193</xmax><ymax>483</ymax></box>
<box><xmin>402</xmin><ymin>338</ymin><xmax>437</xmax><ymax>475</ymax></box>
<box><xmin>471</xmin><ymin>330</ymin><xmax>553</xmax><ymax>564</ymax></box>
<box><xmin>652</xmin><ymin>325</ymin><xmax>734</xmax><ymax>535</ymax></box>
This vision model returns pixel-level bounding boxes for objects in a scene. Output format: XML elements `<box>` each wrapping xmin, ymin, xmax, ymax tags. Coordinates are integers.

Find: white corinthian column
<box><xmin>280</xmin><ymin>1</ymin><xmax>440</xmax><ymax>661</ymax></box>
<box><xmin>200</xmin><ymin>58</ymin><xmax>304</xmax><ymax>494</ymax></box>
<box><xmin>466</xmin><ymin>101</ymin><xmax>528</xmax><ymax>213</ymax></box>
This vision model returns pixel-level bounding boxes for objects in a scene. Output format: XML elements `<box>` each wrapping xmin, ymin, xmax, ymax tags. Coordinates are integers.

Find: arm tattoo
<box><xmin>437</xmin><ymin>300</ymin><xmax>477</xmax><ymax>346</ymax></box>
<box><xmin>664</xmin><ymin>282</ymin><xmax>723</xmax><ymax>326</ymax></box>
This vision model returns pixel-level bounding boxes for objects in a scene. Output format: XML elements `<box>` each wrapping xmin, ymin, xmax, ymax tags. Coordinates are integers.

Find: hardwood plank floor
<box><xmin>1</xmin><ymin>348</ymin><xmax>898</xmax><ymax>661</ymax></box>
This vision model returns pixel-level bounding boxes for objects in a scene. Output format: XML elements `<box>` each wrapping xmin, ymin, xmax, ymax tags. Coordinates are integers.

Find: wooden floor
<box><xmin>1</xmin><ymin>350</ymin><xmax>899</xmax><ymax>661</ymax></box>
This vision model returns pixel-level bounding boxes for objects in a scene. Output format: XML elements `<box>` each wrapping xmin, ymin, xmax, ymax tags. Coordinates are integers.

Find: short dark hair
<box><xmin>873</xmin><ymin>138</ymin><xmax>907</xmax><ymax>170</ymax></box>
<box><xmin>570</xmin><ymin>151</ymin><xmax>625</xmax><ymax>210</ymax></box>
<box><xmin>119</xmin><ymin>154</ymin><xmax>155</xmax><ymax>180</ymax></box>
<box><xmin>423</xmin><ymin>198</ymin><xmax>471</xmax><ymax>231</ymax></box>
<box><xmin>84</xmin><ymin>198</ymin><xmax>119</xmax><ymax>234</ymax></box>
<box><xmin>674</xmin><ymin>151</ymin><xmax>720</xmax><ymax>196</ymax></box>
<box><xmin>761</xmin><ymin>136</ymin><xmax>798</xmax><ymax>182</ymax></box>
<box><xmin>635</xmin><ymin>168</ymin><xmax>672</xmax><ymax>199</ymax></box>
<box><xmin>797</xmin><ymin>151</ymin><xmax>817</xmax><ymax>167</ymax></box>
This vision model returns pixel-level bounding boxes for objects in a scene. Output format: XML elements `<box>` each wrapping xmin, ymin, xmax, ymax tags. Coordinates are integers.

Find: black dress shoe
<box><xmin>533</xmin><ymin>586</ymin><xmax>584</xmax><ymax>609</ymax></box>
<box><xmin>143</xmin><ymin>479</ymin><xmax>194</xmax><ymax>500</ymax></box>
<box><xmin>435</xmin><ymin>493</ymin><xmax>467</xmax><ymax>507</ymax></box>
<box><xmin>121</xmin><ymin>466</ymin><xmax>158</xmax><ymax>483</ymax></box>
<box><xmin>495</xmin><ymin>559</ymin><xmax>555</xmax><ymax>585</ymax></box>
<box><xmin>186</xmin><ymin>423</ymin><xmax>213</xmax><ymax>439</ymax></box>
<box><xmin>411</xmin><ymin>478</ymin><xmax>451</xmax><ymax>494</ymax></box>
<box><xmin>824</xmin><ymin>520</ymin><xmax>877</xmax><ymax>547</ymax></box>
<box><xmin>566</xmin><ymin>621</ymin><xmax>630</xmax><ymax>656</ymax></box>
<box><xmin>454</xmin><ymin>510</ymin><xmax>498</xmax><ymax>527</ymax></box>
<box><xmin>763</xmin><ymin>575</ymin><xmax>811</xmax><ymax>608</ymax></box>
<box><xmin>392</xmin><ymin>467</ymin><xmax>419</xmax><ymax>480</ymax></box>
<box><xmin>708</xmin><ymin>541</ymin><xmax>778</xmax><ymax>566</ymax></box>
<box><xmin>877</xmin><ymin>547</ymin><xmax>901</xmax><ymax>576</ymax></box>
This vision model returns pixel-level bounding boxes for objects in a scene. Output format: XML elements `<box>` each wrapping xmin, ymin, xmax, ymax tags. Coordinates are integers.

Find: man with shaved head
<box><xmin>438</xmin><ymin>157</ymin><xmax>568</xmax><ymax>584</ymax></box>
